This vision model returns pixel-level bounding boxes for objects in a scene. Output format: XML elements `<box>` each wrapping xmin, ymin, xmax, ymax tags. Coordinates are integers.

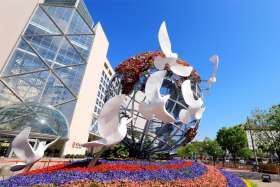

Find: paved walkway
<box><xmin>250</xmin><ymin>179</ymin><xmax>280</xmax><ymax>187</ymax></box>
<box><xmin>0</xmin><ymin>157</ymin><xmax>70</xmax><ymax>178</ymax></box>
<box><xmin>224</xmin><ymin>169</ymin><xmax>280</xmax><ymax>182</ymax></box>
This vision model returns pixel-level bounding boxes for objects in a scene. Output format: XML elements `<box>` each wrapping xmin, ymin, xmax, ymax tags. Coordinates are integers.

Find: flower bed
<box><xmin>220</xmin><ymin>169</ymin><xmax>246</xmax><ymax>187</ymax></box>
<box><xmin>0</xmin><ymin>160</ymin><xmax>247</xmax><ymax>187</ymax></box>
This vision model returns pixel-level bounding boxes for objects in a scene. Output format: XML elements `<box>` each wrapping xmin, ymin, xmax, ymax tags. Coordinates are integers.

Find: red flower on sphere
<box><xmin>115</xmin><ymin>51</ymin><xmax>201</xmax><ymax>94</ymax></box>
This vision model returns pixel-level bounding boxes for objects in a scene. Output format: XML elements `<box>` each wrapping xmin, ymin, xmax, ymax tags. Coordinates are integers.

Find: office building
<box><xmin>0</xmin><ymin>0</ymin><xmax>112</xmax><ymax>156</ymax></box>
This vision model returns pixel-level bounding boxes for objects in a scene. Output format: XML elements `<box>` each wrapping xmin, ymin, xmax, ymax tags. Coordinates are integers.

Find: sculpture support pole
<box><xmin>23</xmin><ymin>163</ymin><xmax>34</xmax><ymax>172</ymax></box>
<box><xmin>88</xmin><ymin>147</ymin><xmax>107</xmax><ymax>167</ymax></box>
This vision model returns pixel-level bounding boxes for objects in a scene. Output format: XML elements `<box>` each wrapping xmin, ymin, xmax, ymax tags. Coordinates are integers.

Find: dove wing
<box><xmin>44</xmin><ymin>136</ymin><xmax>61</xmax><ymax>150</ymax></box>
<box><xmin>179</xmin><ymin>109</ymin><xmax>192</xmax><ymax>124</ymax></box>
<box><xmin>12</xmin><ymin>127</ymin><xmax>35</xmax><ymax>162</ymax></box>
<box><xmin>82</xmin><ymin>138</ymin><xmax>107</xmax><ymax>148</ymax></box>
<box><xmin>145</xmin><ymin>70</ymin><xmax>166</xmax><ymax>102</ymax></box>
<box><xmin>156</xmin><ymin>95</ymin><xmax>176</xmax><ymax>123</ymax></box>
<box><xmin>158</xmin><ymin>21</ymin><xmax>177</xmax><ymax>58</ymax></box>
<box><xmin>169</xmin><ymin>59</ymin><xmax>193</xmax><ymax>77</ymax></box>
<box><xmin>98</xmin><ymin>95</ymin><xmax>126</xmax><ymax>138</ymax></box>
<box><xmin>209</xmin><ymin>55</ymin><xmax>219</xmax><ymax>81</ymax></box>
<box><xmin>181</xmin><ymin>80</ymin><xmax>203</xmax><ymax>108</ymax></box>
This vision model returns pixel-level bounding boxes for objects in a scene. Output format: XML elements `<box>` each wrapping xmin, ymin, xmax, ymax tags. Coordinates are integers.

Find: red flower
<box><xmin>20</xmin><ymin>161</ymin><xmax>193</xmax><ymax>175</ymax></box>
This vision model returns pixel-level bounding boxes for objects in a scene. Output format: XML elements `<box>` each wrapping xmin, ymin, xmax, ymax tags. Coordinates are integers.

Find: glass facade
<box><xmin>0</xmin><ymin>1</ymin><xmax>95</xmax><ymax>126</ymax></box>
<box><xmin>0</xmin><ymin>102</ymin><xmax>69</xmax><ymax>139</ymax></box>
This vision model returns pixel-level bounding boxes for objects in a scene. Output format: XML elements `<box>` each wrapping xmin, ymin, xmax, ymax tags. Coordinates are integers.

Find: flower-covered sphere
<box><xmin>105</xmin><ymin>52</ymin><xmax>202</xmax><ymax>157</ymax></box>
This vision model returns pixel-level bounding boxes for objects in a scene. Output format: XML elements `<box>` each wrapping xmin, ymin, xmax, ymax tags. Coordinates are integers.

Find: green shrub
<box><xmin>101</xmin><ymin>144</ymin><xmax>129</xmax><ymax>159</ymax></box>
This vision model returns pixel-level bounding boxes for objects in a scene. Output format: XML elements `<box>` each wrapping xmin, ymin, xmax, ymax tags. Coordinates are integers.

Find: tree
<box><xmin>217</xmin><ymin>126</ymin><xmax>248</xmax><ymax>166</ymax></box>
<box><xmin>176</xmin><ymin>141</ymin><xmax>205</xmax><ymax>159</ymax></box>
<box><xmin>239</xmin><ymin>148</ymin><xmax>253</xmax><ymax>159</ymax></box>
<box><xmin>203</xmin><ymin>140</ymin><xmax>224</xmax><ymax>165</ymax></box>
<box><xmin>267</xmin><ymin>104</ymin><xmax>280</xmax><ymax>161</ymax></box>
<box><xmin>177</xmin><ymin>146</ymin><xmax>189</xmax><ymax>159</ymax></box>
<box><xmin>248</xmin><ymin>105</ymin><xmax>280</xmax><ymax>162</ymax></box>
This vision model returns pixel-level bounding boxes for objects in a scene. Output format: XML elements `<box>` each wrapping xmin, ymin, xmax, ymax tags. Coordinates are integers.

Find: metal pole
<box><xmin>88</xmin><ymin>147</ymin><xmax>107</xmax><ymax>167</ymax></box>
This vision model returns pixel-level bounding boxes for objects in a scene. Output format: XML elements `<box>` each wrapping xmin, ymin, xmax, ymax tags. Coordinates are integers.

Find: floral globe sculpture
<box><xmin>104</xmin><ymin>51</ymin><xmax>202</xmax><ymax>158</ymax></box>
<box><xmin>97</xmin><ymin>22</ymin><xmax>219</xmax><ymax>158</ymax></box>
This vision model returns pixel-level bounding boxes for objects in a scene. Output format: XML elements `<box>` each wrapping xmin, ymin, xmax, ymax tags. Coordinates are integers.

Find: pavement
<box><xmin>250</xmin><ymin>179</ymin><xmax>280</xmax><ymax>187</ymax></box>
<box><xmin>224</xmin><ymin>169</ymin><xmax>280</xmax><ymax>182</ymax></box>
<box><xmin>0</xmin><ymin>157</ymin><xmax>70</xmax><ymax>178</ymax></box>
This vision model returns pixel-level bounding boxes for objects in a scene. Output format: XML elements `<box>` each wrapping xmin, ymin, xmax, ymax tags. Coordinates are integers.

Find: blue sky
<box><xmin>85</xmin><ymin>0</ymin><xmax>280</xmax><ymax>140</ymax></box>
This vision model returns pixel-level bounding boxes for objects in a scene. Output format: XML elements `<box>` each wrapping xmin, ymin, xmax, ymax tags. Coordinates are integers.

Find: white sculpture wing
<box><xmin>139</xmin><ymin>70</ymin><xmax>175</xmax><ymax>123</ymax></box>
<box><xmin>138</xmin><ymin>102</ymin><xmax>155</xmax><ymax>120</ymax></box>
<box><xmin>44</xmin><ymin>136</ymin><xmax>61</xmax><ymax>151</ymax></box>
<box><xmin>82</xmin><ymin>138</ymin><xmax>107</xmax><ymax>148</ymax></box>
<box><xmin>169</xmin><ymin>59</ymin><xmax>193</xmax><ymax>77</ymax></box>
<box><xmin>139</xmin><ymin>95</ymin><xmax>175</xmax><ymax>123</ymax></box>
<box><xmin>181</xmin><ymin>80</ymin><xmax>203</xmax><ymax>108</ymax></box>
<box><xmin>179</xmin><ymin>109</ymin><xmax>192</xmax><ymax>123</ymax></box>
<box><xmin>194</xmin><ymin>107</ymin><xmax>205</xmax><ymax>120</ymax></box>
<box><xmin>82</xmin><ymin>117</ymin><xmax>131</xmax><ymax>148</ymax></box>
<box><xmin>154</xmin><ymin>56</ymin><xmax>167</xmax><ymax>70</ymax></box>
<box><xmin>12</xmin><ymin>127</ymin><xmax>35</xmax><ymax>162</ymax></box>
<box><xmin>208</xmin><ymin>55</ymin><xmax>219</xmax><ymax>85</ymax></box>
<box><xmin>180</xmin><ymin>80</ymin><xmax>205</xmax><ymax>122</ymax></box>
<box><xmin>158</xmin><ymin>21</ymin><xmax>177</xmax><ymax>58</ymax></box>
<box><xmin>145</xmin><ymin>70</ymin><xmax>166</xmax><ymax>102</ymax></box>
<box><xmin>155</xmin><ymin>95</ymin><xmax>176</xmax><ymax>123</ymax></box>
<box><xmin>98</xmin><ymin>95</ymin><xmax>126</xmax><ymax>138</ymax></box>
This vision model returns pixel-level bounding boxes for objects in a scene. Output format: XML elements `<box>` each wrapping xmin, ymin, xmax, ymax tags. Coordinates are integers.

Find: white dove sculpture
<box><xmin>82</xmin><ymin>94</ymin><xmax>131</xmax><ymax>150</ymax></box>
<box><xmin>10</xmin><ymin>127</ymin><xmax>60</xmax><ymax>172</ymax></box>
<box><xmin>138</xmin><ymin>70</ymin><xmax>175</xmax><ymax>123</ymax></box>
<box><xmin>208</xmin><ymin>54</ymin><xmax>219</xmax><ymax>85</ymax></box>
<box><xmin>82</xmin><ymin>94</ymin><xmax>131</xmax><ymax>167</ymax></box>
<box><xmin>179</xmin><ymin>80</ymin><xmax>205</xmax><ymax>124</ymax></box>
<box><xmin>154</xmin><ymin>21</ymin><xmax>193</xmax><ymax>77</ymax></box>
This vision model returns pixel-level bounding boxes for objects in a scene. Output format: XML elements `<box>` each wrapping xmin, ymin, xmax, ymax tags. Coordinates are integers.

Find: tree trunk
<box><xmin>213</xmin><ymin>157</ymin><xmax>216</xmax><ymax>166</ymax></box>
<box><xmin>276</xmin><ymin>150</ymin><xmax>280</xmax><ymax>163</ymax></box>
<box><xmin>233</xmin><ymin>154</ymin><xmax>237</xmax><ymax>168</ymax></box>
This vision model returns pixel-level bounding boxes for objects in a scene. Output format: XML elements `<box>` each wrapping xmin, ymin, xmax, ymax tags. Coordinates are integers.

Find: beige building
<box><xmin>0</xmin><ymin>0</ymin><xmax>113</xmax><ymax>156</ymax></box>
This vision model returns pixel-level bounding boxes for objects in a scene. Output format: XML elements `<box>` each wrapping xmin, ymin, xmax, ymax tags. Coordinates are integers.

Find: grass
<box><xmin>243</xmin><ymin>178</ymin><xmax>258</xmax><ymax>187</ymax></box>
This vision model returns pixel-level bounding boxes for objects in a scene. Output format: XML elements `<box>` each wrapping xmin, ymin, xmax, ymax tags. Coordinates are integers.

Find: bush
<box><xmin>101</xmin><ymin>144</ymin><xmax>129</xmax><ymax>159</ymax></box>
<box><xmin>64</xmin><ymin>154</ymin><xmax>85</xmax><ymax>159</ymax></box>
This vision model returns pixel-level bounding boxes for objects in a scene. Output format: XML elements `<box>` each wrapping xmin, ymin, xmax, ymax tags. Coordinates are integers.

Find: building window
<box><xmin>0</xmin><ymin>4</ymin><xmax>95</xmax><ymax>124</ymax></box>
<box><xmin>104</xmin><ymin>63</ymin><xmax>108</xmax><ymax>69</ymax></box>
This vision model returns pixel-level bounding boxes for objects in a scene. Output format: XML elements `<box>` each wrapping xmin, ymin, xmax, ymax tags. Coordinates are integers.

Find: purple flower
<box><xmin>0</xmin><ymin>160</ymin><xmax>207</xmax><ymax>186</ymax></box>
<box><xmin>220</xmin><ymin>169</ymin><xmax>246</xmax><ymax>187</ymax></box>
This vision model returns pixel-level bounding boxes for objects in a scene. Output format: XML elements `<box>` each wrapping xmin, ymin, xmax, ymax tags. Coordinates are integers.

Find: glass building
<box><xmin>0</xmin><ymin>102</ymin><xmax>69</xmax><ymax>156</ymax></box>
<box><xmin>0</xmin><ymin>0</ymin><xmax>94</xmax><ymax>122</ymax></box>
<box><xmin>0</xmin><ymin>0</ymin><xmax>111</xmax><ymax>156</ymax></box>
